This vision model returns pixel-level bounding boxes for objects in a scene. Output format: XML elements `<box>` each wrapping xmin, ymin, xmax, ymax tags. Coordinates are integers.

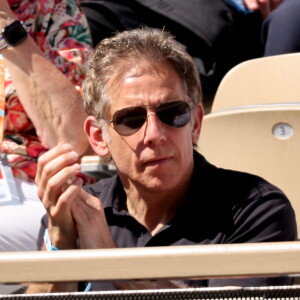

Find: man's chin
<box><xmin>139</xmin><ymin>175</ymin><xmax>179</xmax><ymax>192</ymax></box>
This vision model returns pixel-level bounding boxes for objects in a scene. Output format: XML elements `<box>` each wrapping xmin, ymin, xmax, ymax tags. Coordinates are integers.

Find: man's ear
<box><xmin>192</xmin><ymin>104</ymin><xmax>204</xmax><ymax>145</ymax></box>
<box><xmin>84</xmin><ymin>116</ymin><xmax>110</xmax><ymax>157</ymax></box>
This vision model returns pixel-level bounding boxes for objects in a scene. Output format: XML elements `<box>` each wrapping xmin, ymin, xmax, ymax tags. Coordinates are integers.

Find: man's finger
<box><xmin>243</xmin><ymin>0</ymin><xmax>272</xmax><ymax>18</ymax></box>
<box><xmin>36</xmin><ymin>143</ymin><xmax>73</xmax><ymax>184</ymax></box>
<box><xmin>53</xmin><ymin>177</ymin><xmax>83</xmax><ymax>217</ymax></box>
<box><xmin>36</xmin><ymin>148</ymin><xmax>79</xmax><ymax>199</ymax></box>
<box><xmin>243</xmin><ymin>0</ymin><xmax>260</xmax><ymax>10</ymax></box>
<box><xmin>40</xmin><ymin>163</ymin><xmax>81</xmax><ymax>209</ymax></box>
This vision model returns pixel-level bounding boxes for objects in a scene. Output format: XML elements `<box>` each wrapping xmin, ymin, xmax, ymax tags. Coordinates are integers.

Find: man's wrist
<box><xmin>45</xmin><ymin>226</ymin><xmax>77</xmax><ymax>250</ymax></box>
<box><xmin>44</xmin><ymin>229</ymin><xmax>60</xmax><ymax>251</ymax></box>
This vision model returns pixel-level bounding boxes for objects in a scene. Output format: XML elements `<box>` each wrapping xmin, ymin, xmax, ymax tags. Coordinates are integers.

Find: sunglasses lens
<box><xmin>113</xmin><ymin>106</ymin><xmax>147</xmax><ymax>136</ymax></box>
<box><xmin>157</xmin><ymin>101</ymin><xmax>191</xmax><ymax>128</ymax></box>
<box><xmin>111</xmin><ymin>101</ymin><xmax>192</xmax><ymax>136</ymax></box>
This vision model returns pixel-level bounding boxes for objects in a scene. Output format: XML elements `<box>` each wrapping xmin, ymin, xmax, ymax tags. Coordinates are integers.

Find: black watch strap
<box><xmin>0</xmin><ymin>20</ymin><xmax>28</xmax><ymax>51</ymax></box>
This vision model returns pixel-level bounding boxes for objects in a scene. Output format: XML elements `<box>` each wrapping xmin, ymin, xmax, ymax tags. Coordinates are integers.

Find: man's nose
<box><xmin>143</xmin><ymin>112</ymin><xmax>167</xmax><ymax>145</ymax></box>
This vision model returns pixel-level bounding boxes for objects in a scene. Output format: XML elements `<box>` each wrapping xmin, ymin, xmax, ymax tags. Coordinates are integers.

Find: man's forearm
<box><xmin>114</xmin><ymin>279</ymin><xmax>187</xmax><ymax>290</ymax></box>
<box><xmin>26</xmin><ymin>282</ymin><xmax>78</xmax><ymax>294</ymax></box>
<box><xmin>2</xmin><ymin>35</ymin><xmax>90</xmax><ymax>156</ymax></box>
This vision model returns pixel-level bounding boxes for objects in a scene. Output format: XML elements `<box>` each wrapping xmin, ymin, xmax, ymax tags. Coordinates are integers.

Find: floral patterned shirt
<box><xmin>1</xmin><ymin>0</ymin><xmax>92</xmax><ymax>182</ymax></box>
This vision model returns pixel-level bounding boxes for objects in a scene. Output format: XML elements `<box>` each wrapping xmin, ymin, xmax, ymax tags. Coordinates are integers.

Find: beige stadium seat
<box><xmin>211</xmin><ymin>53</ymin><xmax>300</xmax><ymax>112</ymax></box>
<box><xmin>198</xmin><ymin>104</ymin><xmax>300</xmax><ymax>236</ymax></box>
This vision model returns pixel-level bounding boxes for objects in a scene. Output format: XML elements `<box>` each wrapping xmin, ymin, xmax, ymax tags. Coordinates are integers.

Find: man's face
<box><xmin>104</xmin><ymin>61</ymin><xmax>202</xmax><ymax>193</ymax></box>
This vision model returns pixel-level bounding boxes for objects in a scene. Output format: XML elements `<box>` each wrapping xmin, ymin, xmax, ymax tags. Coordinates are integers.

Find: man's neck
<box><xmin>123</xmin><ymin>176</ymin><xmax>192</xmax><ymax>236</ymax></box>
<box><xmin>126</xmin><ymin>192</ymin><xmax>181</xmax><ymax>235</ymax></box>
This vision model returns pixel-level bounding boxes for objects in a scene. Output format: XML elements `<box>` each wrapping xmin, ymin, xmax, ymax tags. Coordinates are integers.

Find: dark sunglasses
<box><xmin>102</xmin><ymin>100</ymin><xmax>192</xmax><ymax>136</ymax></box>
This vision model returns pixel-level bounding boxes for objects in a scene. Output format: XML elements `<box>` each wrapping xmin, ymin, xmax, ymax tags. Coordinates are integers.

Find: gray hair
<box><xmin>83</xmin><ymin>27</ymin><xmax>202</xmax><ymax>123</ymax></box>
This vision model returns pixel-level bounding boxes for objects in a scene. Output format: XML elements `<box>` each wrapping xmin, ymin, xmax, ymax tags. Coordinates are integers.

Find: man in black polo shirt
<box><xmin>28</xmin><ymin>27</ymin><xmax>297</xmax><ymax>293</ymax></box>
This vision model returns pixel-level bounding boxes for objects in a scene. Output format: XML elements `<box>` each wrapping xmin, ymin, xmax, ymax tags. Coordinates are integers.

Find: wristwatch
<box><xmin>0</xmin><ymin>20</ymin><xmax>28</xmax><ymax>51</ymax></box>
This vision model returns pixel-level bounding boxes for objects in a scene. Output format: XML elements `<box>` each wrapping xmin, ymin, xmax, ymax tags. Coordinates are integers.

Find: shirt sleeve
<box><xmin>31</xmin><ymin>0</ymin><xmax>93</xmax><ymax>89</ymax></box>
<box><xmin>209</xmin><ymin>179</ymin><xmax>297</xmax><ymax>287</ymax></box>
<box><xmin>227</xmin><ymin>181</ymin><xmax>297</xmax><ymax>244</ymax></box>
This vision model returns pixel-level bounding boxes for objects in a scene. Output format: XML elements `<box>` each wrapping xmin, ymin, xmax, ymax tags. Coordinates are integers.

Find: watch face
<box><xmin>4</xmin><ymin>21</ymin><xmax>28</xmax><ymax>47</ymax></box>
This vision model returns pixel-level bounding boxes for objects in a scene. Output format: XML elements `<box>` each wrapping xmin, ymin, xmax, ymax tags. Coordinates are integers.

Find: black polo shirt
<box><xmin>82</xmin><ymin>151</ymin><xmax>297</xmax><ymax>288</ymax></box>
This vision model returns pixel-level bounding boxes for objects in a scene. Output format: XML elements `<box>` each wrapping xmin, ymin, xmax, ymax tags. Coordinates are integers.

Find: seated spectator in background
<box><xmin>259</xmin><ymin>0</ymin><xmax>300</xmax><ymax>56</ymax></box>
<box><xmin>27</xmin><ymin>28</ymin><xmax>297</xmax><ymax>293</ymax></box>
<box><xmin>79</xmin><ymin>0</ymin><xmax>300</xmax><ymax>97</ymax></box>
<box><xmin>0</xmin><ymin>0</ymin><xmax>92</xmax><ymax>252</ymax></box>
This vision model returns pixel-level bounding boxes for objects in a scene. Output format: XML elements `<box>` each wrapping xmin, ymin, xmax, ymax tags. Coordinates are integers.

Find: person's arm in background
<box><xmin>243</xmin><ymin>0</ymin><xmax>284</xmax><ymax>18</ymax></box>
<box><xmin>0</xmin><ymin>0</ymin><xmax>93</xmax><ymax>156</ymax></box>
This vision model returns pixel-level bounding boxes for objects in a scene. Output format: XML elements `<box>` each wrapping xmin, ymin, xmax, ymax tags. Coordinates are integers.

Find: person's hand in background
<box><xmin>243</xmin><ymin>0</ymin><xmax>284</xmax><ymax>18</ymax></box>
